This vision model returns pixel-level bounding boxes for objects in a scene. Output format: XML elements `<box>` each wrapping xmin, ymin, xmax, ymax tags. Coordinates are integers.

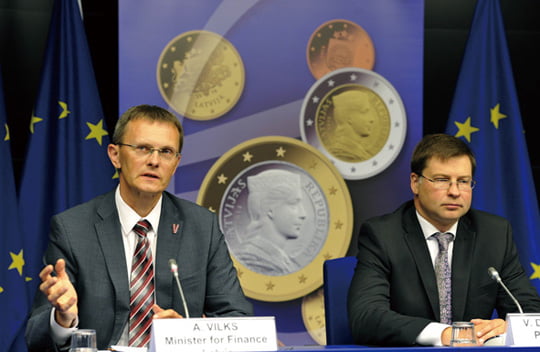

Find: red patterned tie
<box><xmin>129</xmin><ymin>219</ymin><xmax>154</xmax><ymax>347</ymax></box>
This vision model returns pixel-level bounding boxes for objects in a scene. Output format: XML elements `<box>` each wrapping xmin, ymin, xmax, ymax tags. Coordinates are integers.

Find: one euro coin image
<box><xmin>197</xmin><ymin>136</ymin><xmax>353</xmax><ymax>302</ymax></box>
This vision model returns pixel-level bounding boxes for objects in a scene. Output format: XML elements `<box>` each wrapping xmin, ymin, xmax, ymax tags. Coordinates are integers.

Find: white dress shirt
<box><xmin>415</xmin><ymin>211</ymin><xmax>458</xmax><ymax>346</ymax></box>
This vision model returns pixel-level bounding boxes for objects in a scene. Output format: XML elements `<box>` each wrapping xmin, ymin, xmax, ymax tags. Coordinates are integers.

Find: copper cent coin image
<box><xmin>197</xmin><ymin>136</ymin><xmax>353</xmax><ymax>302</ymax></box>
<box><xmin>300</xmin><ymin>67</ymin><xmax>407</xmax><ymax>180</ymax></box>
<box><xmin>307</xmin><ymin>19</ymin><xmax>375</xmax><ymax>80</ymax></box>
<box><xmin>157</xmin><ymin>30</ymin><xmax>245</xmax><ymax>120</ymax></box>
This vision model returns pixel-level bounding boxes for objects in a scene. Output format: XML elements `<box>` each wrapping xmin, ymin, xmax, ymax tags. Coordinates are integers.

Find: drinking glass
<box><xmin>69</xmin><ymin>329</ymin><xmax>97</xmax><ymax>352</ymax></box>
<box><xmin>450</xmin><ymin>321</ymin><xmax>477</xmax><ymax>346</ymax></box>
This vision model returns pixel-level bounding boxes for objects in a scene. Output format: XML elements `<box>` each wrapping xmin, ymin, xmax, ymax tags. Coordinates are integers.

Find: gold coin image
<box><xmin>300</xmin><ymin>67</ymin><xmax>407</xmax><ymax>180</ymax></box>
<box><xmin>301</xmin><ymin>288</ymin><xmax>326</xmax><ymax>345</ymax></box>
<box><xmin>318</xmin><ymin>85</ymin><xmax>390</xmax><ymax>163</ymax></box>
<box><xmin>156</xmin><ymin>30</ymin><xmax>245</xmax><ymax>120</ymax></box>
<box><xmin>197</xmin><ymin>136</ymin><xmax>353</xmax><ymax>302</ymax></box>
<box><xmin>307</xmin><ymin>19</ymin><xmax>375</xmax><ymax>80</ymax></box>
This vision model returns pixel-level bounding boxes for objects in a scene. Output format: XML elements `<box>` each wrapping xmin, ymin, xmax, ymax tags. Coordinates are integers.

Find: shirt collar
<box><xmin>415</xmin><ymin>210</ymin><xmax>458</xmax><ymax>240</ymax></box>
<box><xmin>115</xmin><ymin>186</ymin><xmax>162</xmax><ymax>235</ymax></box>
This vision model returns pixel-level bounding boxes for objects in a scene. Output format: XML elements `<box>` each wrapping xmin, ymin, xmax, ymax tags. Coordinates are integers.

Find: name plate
<box><xmin>506</xmin><ymin>313</ymin><xmax>540</xmax><ymax>346</ymax></box>
<box><xmin>148</xmin><ymin>316</ymin><xmax>278</xmax><ymax>352</ymax></box>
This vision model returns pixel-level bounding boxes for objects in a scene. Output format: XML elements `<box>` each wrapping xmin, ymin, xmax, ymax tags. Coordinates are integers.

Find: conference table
<box><xmin>280</xmin><ymin>345</ymin><xmax>539</xmax><ymax>352</ymax></box>
<box><xmin>101</xmin><ymin>344</ymin><xmax>540</xmax><ymax>351</ymax></box>
<box><xmin>121</xmin><ymin>346</ymin><xmax>540</xmax><ymax>351</ymax></box>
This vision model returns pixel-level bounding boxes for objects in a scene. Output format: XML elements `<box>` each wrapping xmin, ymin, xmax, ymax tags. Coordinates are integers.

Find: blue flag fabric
<box><xmin>445</xmin><ymin>0</ymin><xmax>540</xmax><ymax>292</ymax></box>
<box><xmin>0</xmin><ymin>73</ymin><xmax>29</xmax><ymax>352</ymax></box>
<box><xmin>17</xmin><ymin>0</ymin><xmax>118</xmax><ymax>319</ymax></box>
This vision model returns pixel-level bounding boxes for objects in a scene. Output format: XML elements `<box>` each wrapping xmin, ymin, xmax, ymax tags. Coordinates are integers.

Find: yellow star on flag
<box><xmin>85</xmin><ymin>119</ymin><xmax>108</xmax><ymax>146</ymax></box>
<box><xmin>29</xmin><ymin>113</ymin><xmax>43</xmax><ymax>134</ymax></box>
<box><xmin>490</xmin><ymin>103</ymin><xmax>507</xmax><ymax>129</ymax></box>
<box><xmin>58</xmin><ymin>101</ymin><xmax>71</xmax><ymax>119</ymax></box>
<box><xmin>530</xmin><ymin>262</ymin><xmax>540</xmax><ymax>280</ymax></box>
<box><xmin>8</xmin><ymin>249</ymin><xmax>25</xmax><ymax>276</ymax></box>
<box><xmin>454</xmin><ymin>117</ymin><xmax>480</xmax><ymax>143</ymax></box>
<box><xmin>3</xmin><ymin>123</ymin><xmax>9</xmax><ymax>141</ymax></box>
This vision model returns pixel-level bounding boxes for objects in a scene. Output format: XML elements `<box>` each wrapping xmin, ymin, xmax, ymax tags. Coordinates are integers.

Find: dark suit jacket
<box><xmin>347</xmin><ymin>200</ymin><xmax>540</xmax><ymax>346</ymax></box>
<box><xmin>26</xmin><ymin>190</ymin><xmax>253</xmax><ymax>351</ymax></box>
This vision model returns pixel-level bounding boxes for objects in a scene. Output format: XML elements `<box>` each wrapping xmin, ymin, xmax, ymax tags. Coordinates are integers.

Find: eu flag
<box><xmin>445</xmin><ymin>0</ymin><xmax>540</xmax><ymax>292</ymax></box>
<box><xmin>18</xmin><ymin>0</ymin><xmax>117</xmax><ymax>309</ymax></box>
<box><xmin>0</xmin><ymin>72</ymin><xmax>29</xmax><ymax>352</ymax></box>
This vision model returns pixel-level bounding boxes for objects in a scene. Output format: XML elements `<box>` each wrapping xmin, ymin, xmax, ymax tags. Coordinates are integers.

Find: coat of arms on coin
<box><xmin>307</xmin><ymin>19</ymin><xmax>375</xmax><ymax>80</ymax></box>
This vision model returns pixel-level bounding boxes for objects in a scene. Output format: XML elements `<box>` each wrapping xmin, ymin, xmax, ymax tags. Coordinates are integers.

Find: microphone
<box><xmin>169</xmin><ymin>258</ymin><xmax>190</xmax><ymax>318</ymax></box>
<box><xmin>487</xmin><ymin>267</ymin><xmax>524</xmax><ymax>314</ymax></box>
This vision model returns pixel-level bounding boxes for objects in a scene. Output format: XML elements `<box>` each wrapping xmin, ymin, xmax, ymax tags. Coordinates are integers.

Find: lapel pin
<box><xmin>172</xmin><ymin>224</ymin><xmax>180</xmax><ymax>234</ymax></box>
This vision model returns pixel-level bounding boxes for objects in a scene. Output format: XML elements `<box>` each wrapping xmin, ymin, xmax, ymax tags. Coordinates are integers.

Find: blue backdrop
<box><xmin>119</xmin><ymin>0</ymin><xmax>424</xmax><ymax>345</ymax></box>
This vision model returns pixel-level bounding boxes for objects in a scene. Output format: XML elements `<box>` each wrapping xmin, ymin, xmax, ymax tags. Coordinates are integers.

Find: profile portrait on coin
<box><xmin>233</xmin><ymin>169</ymin><xmax>308</xmax><ymax>276</ymax></box>
<box><xmin>323</xmin><ymin>89</ymin><xmax>378</xmax><ymax>162</ymax></box>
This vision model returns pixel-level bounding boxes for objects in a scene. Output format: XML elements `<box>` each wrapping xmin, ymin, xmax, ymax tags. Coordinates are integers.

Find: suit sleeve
<box><xmin>347</xmin><ymin>221</ymin><xmax>431</xmax><ymax>346</ymax></box>
<box><xmin>26</xmin><ymin>201</ymin><xmax>123</xmax><ymax>351</ymax></box>
<box><xmin>25</xmin><ymin>215</ymin><xmax>77</xmax><ymax>352</ymax></box>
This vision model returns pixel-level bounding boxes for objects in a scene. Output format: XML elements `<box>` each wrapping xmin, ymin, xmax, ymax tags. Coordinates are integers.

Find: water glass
<box><xmin>69</xmin><ymin>329</ymin><xmax>97</xmax><ymax>352</ymax></box>
<box><xmin>450</xmin><ymin>321</ymin><xmax>477</xmax><ymax>346</ymax></box>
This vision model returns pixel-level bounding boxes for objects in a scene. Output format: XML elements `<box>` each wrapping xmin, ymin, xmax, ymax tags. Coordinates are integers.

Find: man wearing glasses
<box><xmin>26</xmin><ymin>105</ymin><xmax>252</xmax><ymax>351</ymax></box>
<box><xmin>348</xmin><ymin>133</ymin><xmax>540</xmax><ymax>347</ymax></box>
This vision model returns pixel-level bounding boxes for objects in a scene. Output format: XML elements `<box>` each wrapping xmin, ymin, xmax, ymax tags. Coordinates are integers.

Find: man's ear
<box><xmin>410</xmin><ymin>172</ymin><xmax>420</xmax><ymax>195</ymax></box>
<box><xmin>108</xmin><ymin>144</ymin><xmax>121</xmax><ymax>169</ymax></box>
<box><xmin>171</xmin><ymin>155</ymin><xmax>181</xmax><ymax>174</ymax></box>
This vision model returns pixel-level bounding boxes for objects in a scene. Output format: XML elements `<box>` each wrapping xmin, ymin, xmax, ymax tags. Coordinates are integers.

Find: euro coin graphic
<box><xmin>301</xmin><ymin>288</ymin><xmax>326</xmax><ymax>345</ymax></box>
<box><xmin>300</xmin><ymin>67</ymin><xmax>407</xmax><ymax>180</ymax></box>
<box><xmin>307</xmin><ymin>19</ymin><xmax>375</xmax><ymax>80</ymax></box>
<box><xmin>197</xmin><ymin>136</ymin><xmax>353</xmax><ymax>302</ymax></box>
<box><xmin>157</xmin><ymin>30</ymin><xmax>245</xmax><ymax>120</ymax></box>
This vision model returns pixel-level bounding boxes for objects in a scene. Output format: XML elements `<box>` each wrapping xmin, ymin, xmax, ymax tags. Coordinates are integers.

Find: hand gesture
<box><xmin>39</xmin><ymin>259</ymin><xmax>78</xmax><ymax>328</ymax></box>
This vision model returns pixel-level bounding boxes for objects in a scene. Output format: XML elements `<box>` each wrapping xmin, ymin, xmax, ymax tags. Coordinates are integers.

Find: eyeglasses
<box><xmin>117</xmin><ymin>143</ymin><xmax>180</xmax><ymax>161</ymax></box>
<box><xmin>419</xmin><ymin>174</ymin><xmax>476</xmax><ymax>191</ymax></box>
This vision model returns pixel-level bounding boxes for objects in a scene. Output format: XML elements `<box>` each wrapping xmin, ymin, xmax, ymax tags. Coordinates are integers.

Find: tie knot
<box><xmin>134</xmin><ymin>219</ymin><xmax>151</xmax><ymax>238</ymax></box>
<box><xmin>433</xmin><ymin>232</ymin><xmax>453</xmax><ymax>251</ymax></box>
